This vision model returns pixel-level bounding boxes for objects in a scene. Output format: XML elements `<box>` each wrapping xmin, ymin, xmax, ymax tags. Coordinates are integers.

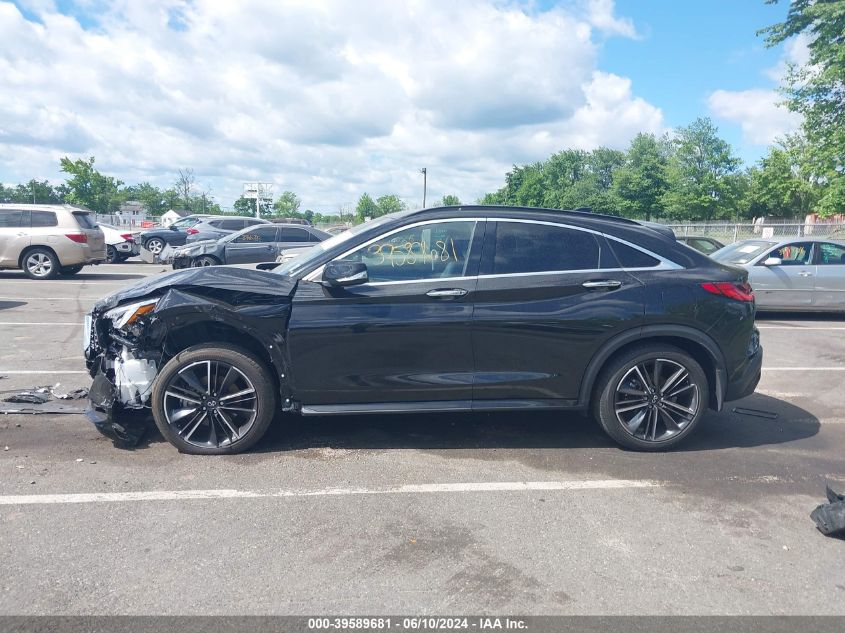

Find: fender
<box><xmin>576</xmin><ymin>324</ymin><xmax>728</xmax><ymax>411</ymax></box>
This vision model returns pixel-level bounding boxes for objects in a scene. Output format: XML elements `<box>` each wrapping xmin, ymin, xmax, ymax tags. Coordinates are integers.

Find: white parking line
<box><xmin>761</xmin><ymin>367</ymin><xmax>845</xmax><ymax>371</ymax></box>
<box><xmin>0</xmin><ymin>480</ymin><xmax>660</xmax><ymax>506</ymax></box>
<box><xmin>0</xmin><ymin>297</ymin><xmax>101</xmax><ymax>301</ymax></box>
<box><xmin>758</xmin><ymin>326</ymin><xmax>845</xmax><ymax>330</ymax></box>
<box><xmin>0</xmin><ymin>322</ymin><xmax>81</xmax><ymax>326</ymax></box>
<box><xmin>0</xmin><ymin>370</ymin><xmax>88</xmax><ymax>374</ymax></box>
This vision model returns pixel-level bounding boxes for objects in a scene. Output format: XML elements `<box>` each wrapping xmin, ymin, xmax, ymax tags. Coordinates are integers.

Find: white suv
<box><xmin>0</xmin><ymin>204</ymin><xmax>107</xmax><ymax>279</ymax></box>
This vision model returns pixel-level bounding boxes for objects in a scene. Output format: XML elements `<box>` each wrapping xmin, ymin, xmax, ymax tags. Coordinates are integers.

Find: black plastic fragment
<box><xmin>3</xmin><ymin>391</ymin><xmax>50</xmax><ymax>404</ymax></box>
<box><xmin>810</xmin><ymin>484</ymin><xmax>845</xmax><ymax>538</ymax></box>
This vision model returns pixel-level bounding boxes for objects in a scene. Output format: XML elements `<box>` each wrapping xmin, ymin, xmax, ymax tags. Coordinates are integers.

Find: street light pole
<box><xmin>420</xmin><ymin>167</ymin><xmax>427</xmax><ymax>208</ymax></box>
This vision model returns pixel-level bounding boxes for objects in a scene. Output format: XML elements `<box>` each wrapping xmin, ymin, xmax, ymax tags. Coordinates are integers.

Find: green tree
<box><xmin>614</xmin><ymin>133</ymin><xmax>670</xmax><ymax>220</ymax></box>
<box><xmin>123</xmin><ymin>182</ymin><xmax>169</xmax><ymax>216</ymax></box>
<box><xmin>748</xmin><ymin>136</ymin><xmax>819</xmax><ymax>217</ymax></box>
<box><xmin>661</xmin><ymin>118</ymin><xmax>742</xmax><ymax>221</ymax></box>
<box><xmin>273</xmin><ymin>191</ymin><xmax>302</xmax><ymax>217</ymax></box>
<box><xmin>438</xmin><ymin>194</ymin><xmax>462</xmax><ymax>206</ymax></box>
<box><xmin>233</xmin><ymin>196</ymin><xmax>257</xmax><ymax>216</ymax></box>
<box><xmin>761</xmin><ymin>0</ymin><xmax>845</xmax><ymax>216</ymax></box>
<box><xmin>355</xmin><ymin>193</ymin><xmax>379</xmax><ymax>222</ymax></box>
<box><xmin>375</xmin><ymin>194</ymin><xmax>406</xmax><ymax>216</ymax></box>
<box><xmin>59</xmin><ymin>156</ymin><xmax>124</xmax><ymax>213</ymax></box>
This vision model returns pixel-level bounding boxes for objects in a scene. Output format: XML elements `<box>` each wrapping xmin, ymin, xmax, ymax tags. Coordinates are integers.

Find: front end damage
<box><xmin>83</xmin><ymin>266</ymin><xmax>296</xmax><ymax>446</ymax></box>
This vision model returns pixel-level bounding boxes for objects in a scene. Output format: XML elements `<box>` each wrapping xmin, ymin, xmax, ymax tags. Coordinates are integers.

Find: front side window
<box><xmin>817</xmin><ymin>242</ymin><xmax>845</xmax><ymax>265</ymax></box>
<box><xmin>337</xmin><ymin>220</ymin><xmax>477</xmax><ymax>283</ymax></box>
<box><xmin>233</xmin><ymin>227</ymin><xmax>277</xmax><ymax>243</ymax></box>
<box><xmin>766</xmin><ymin>242</ymin><xmax>813</xmax><ymax>266</ymax></box>
<box><xmin>490</xmin><ymin>222</ymin><xmax>600</xmax><ymax>275</ymax></box>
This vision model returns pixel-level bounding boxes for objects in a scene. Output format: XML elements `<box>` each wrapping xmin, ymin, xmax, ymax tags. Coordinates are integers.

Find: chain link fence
<box><xmin>667</xmin><ymin>222</ymin><xmax>845</xmax><ymax>244</ymax></box>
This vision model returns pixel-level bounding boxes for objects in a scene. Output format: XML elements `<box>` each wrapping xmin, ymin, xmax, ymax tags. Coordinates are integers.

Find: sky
<box><xmin>0</xmin><ymin>0</ymin><xmax>806</xmax><ymax>212</ymax></box>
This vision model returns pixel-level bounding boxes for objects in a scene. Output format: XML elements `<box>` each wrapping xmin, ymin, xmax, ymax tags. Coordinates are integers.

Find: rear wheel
<box><xmin>151</xmin><ymin>344</ymin><xmax>277</xmax><ymax>454</ymax></box>
<box><xmin>22</xmin><ymin>248</ymin><xmax>60</xmax><ymax>280</ymax></box>
<box><xmin>145</xmin><ymin>238</ymin><xmax>165</xmax><ymax>255</ymax></box>
<box><xmin>593</xmin><ymin>345</ymin><xmax>708</xmax><ymax>451</ymax></box>
<box><xmin>106</xmin><ymin>245</ymin><xmax>118</xmax><ymax>264</ymax></box>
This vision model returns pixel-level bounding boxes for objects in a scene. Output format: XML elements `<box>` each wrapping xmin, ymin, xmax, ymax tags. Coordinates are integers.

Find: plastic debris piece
<box><xmin>3</xmin><ymin>391</ymin><xmax>50</xmax><ymax>404</ymax></box>
<box><xmin>52</xmin><ymin>387</ymin><xmax>89</xmax><ymax>400</ymax></box>
<box><xmin>810</xmin><ymin>484</ymin><xmax>845</xmax><ymax>538</ymax></box>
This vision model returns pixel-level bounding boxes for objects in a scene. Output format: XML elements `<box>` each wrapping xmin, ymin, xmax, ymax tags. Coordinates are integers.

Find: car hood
<box><xmin>94</xmin><ymin>266</ymin><xmax>296</xmax><ymax>311</ymax></box>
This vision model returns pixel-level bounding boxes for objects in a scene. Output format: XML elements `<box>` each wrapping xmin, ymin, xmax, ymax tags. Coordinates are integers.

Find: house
<box><xmin>159</xmin><ymin>208</ymin><xmax>191</xmax><ymax>227</ymax></box>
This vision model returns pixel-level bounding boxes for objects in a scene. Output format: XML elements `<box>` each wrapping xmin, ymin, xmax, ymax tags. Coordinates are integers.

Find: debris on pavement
<box><xmin>810</xmin><ymin>484</ymin><xmax>845</xmax><ymax>538</ymax></box>
<box><xmin>732</xmin><ymin>407</ymin><xmax>779</xmax><ymax>420</ymax></box>
<box><xmin>52</xmin><ymin>387</ymin><xmax>89</xmax><ymax>400</ymax></box>
<box><xmin>3</xmin><ymin>391</ymin><xmax>51</xmax><ymax>404</ymax></box>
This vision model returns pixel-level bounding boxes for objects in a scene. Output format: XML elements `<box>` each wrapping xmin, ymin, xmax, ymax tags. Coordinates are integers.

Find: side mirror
<box><xmin>322</xmin><ymin>261</ymin><xmax>368</xmax><ymax>287</ymax></box>
<box><xmin>762</xmin><ymin>256</ymin><xmax>782</xmax><ymax>266</ymax></box>
<box><xmin>170</xmin><ymin>225</ymin><xmax>179</xmax><ymax>231</ymax></box>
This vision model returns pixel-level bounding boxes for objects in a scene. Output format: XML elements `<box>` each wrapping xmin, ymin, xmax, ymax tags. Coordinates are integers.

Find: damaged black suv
<box><xmin>84</xmin><ymin>206</ymin><xmax>762</xmax><ymax>454</ymax></box>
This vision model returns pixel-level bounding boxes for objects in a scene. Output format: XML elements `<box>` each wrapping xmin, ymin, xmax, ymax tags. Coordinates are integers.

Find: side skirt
<box><xmin>298</xmin><ymin>399</ymin><xmax>581</xmax><ymax>416</ymax></box>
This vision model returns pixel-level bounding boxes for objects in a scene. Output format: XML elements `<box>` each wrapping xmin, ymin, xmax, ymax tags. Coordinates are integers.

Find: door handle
<box><xmin>426</xmin><ymin>288</ymin><xmax>468</xmax><ymax>297</ymax></box>
<box><xmin>797</xmin><ymin>271</ymin><xmax>813</xmax><ymax>277</ymax></box>
<box><xmin>582</xmin><ymin>280</ymin><xmax>622</xmax><ymax>289</ymax></box>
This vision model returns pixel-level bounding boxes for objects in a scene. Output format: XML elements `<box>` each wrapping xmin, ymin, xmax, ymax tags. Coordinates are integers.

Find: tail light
<box><xmin>701</xmin><ymin>281</ymin><xmax>754</xmax><ymax>302</ymax></box>
<box><xmin>186</xmin><ymin>228</ymin><xmax>199</xmax><ymax>235</ymax></box>
<box><xmin>120</xmin><ymin>233</ymin><xmax>133</xmax><ymax>242</ymax></box>
<box><xmin>65</xmin><ymin>233</ymin><xmax>88</xmax><ymax>244</ymax></box>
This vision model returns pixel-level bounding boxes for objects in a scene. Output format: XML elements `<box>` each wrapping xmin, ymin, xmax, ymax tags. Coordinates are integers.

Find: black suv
<box><xmin>84</xmin><ymin>206</ymin><xmax>762</xmax><ymax>454</ymax></box>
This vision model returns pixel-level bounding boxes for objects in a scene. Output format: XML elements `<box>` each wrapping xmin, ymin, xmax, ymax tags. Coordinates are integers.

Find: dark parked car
<box><xmin>84</xmin><ymin>205</ymin><xmax>762</xmax><ymax>454</ymax></box>
<box><xmin>170</xmin><ymin>223</ymin><xmax>330</xmax><ymax>268</ymax></box>
<box><xmin>676</xmin><ymin>235</ymin><xmax>725</xmax><ymax>255</ymax></box>
<box><xmin>185</xmin><ymin>216</ymin><xmax>270</xmax><ymax>244</ymax></box>
<box><xmin>138</xmin><ymin>215</ymin><xmax>215</xmax><ymax>255</ymax></box>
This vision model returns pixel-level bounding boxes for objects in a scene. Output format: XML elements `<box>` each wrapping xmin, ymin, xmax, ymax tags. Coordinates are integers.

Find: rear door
<box><xmin>812</xmin><ymin>242</ymin><xmax>845</xmax><ymax>309</ymax></box>
<box><xmin>471</xmin><ymin>219</ymin><xmax>647</xmax><ymax>403</ymax></box>
<box><xmin>750</xmin><ymin>241</ymin><xmax>816</xmax><ymax>309</ymax></box>
<box><xmin>0</xmin><ymin>208</ymin><xmax>30</xmax><ymax>267</ymax></box>
<box><xmin>223</xmin><ymin>226</ymin><xmax>279</xmax><ymax>263</ymax></box>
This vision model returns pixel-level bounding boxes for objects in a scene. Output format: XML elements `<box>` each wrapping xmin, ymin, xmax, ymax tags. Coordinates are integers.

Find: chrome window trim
<box><xmin>304</xmin><ymin>216</ymin><xmax>683</xmax><ymax>283</ymax></box>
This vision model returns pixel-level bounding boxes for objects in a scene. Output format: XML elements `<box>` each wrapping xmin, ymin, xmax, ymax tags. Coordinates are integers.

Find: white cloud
<box><xmin>708</xmin><ymin>33</ymin><xmax>807</xmax><ymax>148</ymax></box>
<box><xmin>0</xmin><ymin>0</ymin><xmax>660</xmax><ymax>209</ymax></box>
<box><xmin>708</xmin><ymin>89</ymin><xmax>801</xmax><ymax>146</ymax></box>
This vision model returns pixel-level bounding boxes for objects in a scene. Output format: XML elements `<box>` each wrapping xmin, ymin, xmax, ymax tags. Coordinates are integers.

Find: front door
<box><xmin>224</xmin><ymin>226</ymin><xmax>280</xmax><ymax>264</ymax></box>
<box><xmin>751</xmin><ymin>241</ymin><xmax>816</xmax><ymax>309</ymax></box>
<box><xmin>471</xmin><ymin>220</ymin><xmax>646</xmax><ymax>403</ymax></box>
<box><xmin>287</xmin><ymin>219</ymin><xmax>484</xmax><ymax>405</ymax></box>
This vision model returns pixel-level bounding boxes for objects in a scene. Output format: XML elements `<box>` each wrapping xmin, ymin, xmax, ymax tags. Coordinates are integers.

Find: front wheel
<box><xmin>593</xmin><ymin>345</ymin><xmax>708</xmax><ymax>451</ymax></box>
<box><xmin>151</xmin><ymin>344</ymin><xmax>277</xmax><ymax>454</ymax></box>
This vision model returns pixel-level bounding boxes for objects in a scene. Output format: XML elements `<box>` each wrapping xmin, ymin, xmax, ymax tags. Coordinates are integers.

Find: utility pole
<box><xmin>420</xmin><ymin>167</ymin><xmax>427</xmax><ymax>208</ymax></box>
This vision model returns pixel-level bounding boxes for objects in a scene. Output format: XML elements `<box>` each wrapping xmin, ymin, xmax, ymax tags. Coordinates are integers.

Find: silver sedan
<box><xmin>711</xmin><ymin>237</ymin><xmax>845</xmax><ymax>311</ymax></box>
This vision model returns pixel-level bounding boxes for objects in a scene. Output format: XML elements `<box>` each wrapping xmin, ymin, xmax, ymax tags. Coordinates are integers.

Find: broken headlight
<box><xmin>104</xmin><ymin>298</ymin><xmax>160</xmax><ymax>330</ymax></box>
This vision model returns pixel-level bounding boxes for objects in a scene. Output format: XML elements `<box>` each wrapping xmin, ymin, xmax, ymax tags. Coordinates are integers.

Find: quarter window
<box><xmin>817</xmin><ymin>242</ymin><xmax>845</xmax><ymax>265</ymax></box>
<box><xmin>490</xmin><ymin>222</ymin><xmax>599</xmax><ymax>274</ymax></box>
<box><xmin>31</xmin><ymin>211</ymin><xmax>58</xmax><ymax>227</ymax></box>
<box><xmin>338</xmin><ymin>221</ymin><xmax>477</xmax><ymax>283</ymax></box>
<box><xmin>607</xmin><ymin>240</ymin><xmax>660</xmax><ymax>268</ymax></box>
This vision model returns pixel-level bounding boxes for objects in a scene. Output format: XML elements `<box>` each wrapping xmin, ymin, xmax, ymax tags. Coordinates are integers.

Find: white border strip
<box><xmin>0</xmin><ymin>480</ymin><xmax>659</xmax><ymax>505</ymax></box>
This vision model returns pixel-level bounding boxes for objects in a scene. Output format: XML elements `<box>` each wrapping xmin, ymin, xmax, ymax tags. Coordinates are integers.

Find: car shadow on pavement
<box><xmin>757</xmin><ymin>311</ymin><xmax>845</xmax><ymax>323</ymax></box>
<box><xmin>0</xmin><ymin>272</ymin><xmax>149</xmax><ymax>282</ymax></box>
<box><xmin>240</xmin><ymin>393</ymin><xmax>820</xmax><ymax>454</ymax></box>
<box><xmin>0</xmin><ymin>300</ymin><xmax>27</xmax><ymax>311</ymax></box>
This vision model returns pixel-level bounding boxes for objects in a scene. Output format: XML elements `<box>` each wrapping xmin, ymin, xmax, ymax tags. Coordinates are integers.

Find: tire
<box><xmin>106</xmin><ymin>245</ymin><xmax>118</xmax><ymax>264</ymax></box>
<box><xmin>116</xmin><ymin>254</ymin><xmax>131</xmax><ymax>263</ymax></box>
<box><xmin>145</xmin><ymin>238</ymin><xmax>166</xmax><ymax>255</ymax></box>
<box><xmin>191</xmin><ymin>255</ymin><xmax>220</xmax><ymax>267</ymax></box>
<box><xmin>22</xmin><ymin>248</ymin><xmax>60</xmax><ymax>280</ymax></box>
<box><xmin>151</xmin><ymin>344</ymin><xmax>277</xmax><ymax>455</ymax></box>
<box><xmin>592</xmin><ymin>344</ymin><xmax>709</xmax><ymax>451</ymax></box>
<box><xmin>60</xmin><ymin>265</ymin><xmax>84</xmax><ymax>275</ymax></box>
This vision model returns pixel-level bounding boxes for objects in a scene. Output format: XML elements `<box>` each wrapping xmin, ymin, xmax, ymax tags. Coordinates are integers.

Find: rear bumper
<box><xmin>725</xmin><ymin>345</ymin><xmax>763</xmax><ymax>402</ymax></box>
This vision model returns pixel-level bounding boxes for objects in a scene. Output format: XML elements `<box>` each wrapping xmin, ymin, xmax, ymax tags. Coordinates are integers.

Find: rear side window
<box><xmin>0</xmin><ymin>209</ymin><xmax>26</xmax><ymax>227</ymax></box>
<box><xmin>278</xmin><ymin>227</ymin><xmax>311</xmax><ymax>243</ymax></box>
<box><xmin>817</xmin><ymin>242</ymin><xmax>845</xmax><ymax>265</ymax></box>
<box><xmin>490</xmin><ymin>222</ymin><xmax>600</xmax><ymax>274</ymax></box>
<box><xmin>73</xmin><ymin>212</ymin><xmax>96</xmax><ymax>229</ymax></box>
<box><xmin>31</xmin><ymin>211</ymin><xmax>58</xmax><ymax>227</ymax></box>
<box><xmin>608</xmin><ymin>240</ymin><xmax>660</xmax><ymax>268</ymax></box>
<box><xmin>245</xmin><ymin>219</ymin><xmax>264</xmax><ymax>226</ymax></box>
<box><xmin>220</xmin><ymin>219</ymin><xmax>245</xmax><ymax>230</ymax></box>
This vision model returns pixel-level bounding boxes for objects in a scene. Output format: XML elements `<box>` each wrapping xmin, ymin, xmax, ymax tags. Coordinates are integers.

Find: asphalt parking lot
<box><xmin>0</xmin><ymin>262</ymin><xmax>844</xmax><ymax>615</ymax></box>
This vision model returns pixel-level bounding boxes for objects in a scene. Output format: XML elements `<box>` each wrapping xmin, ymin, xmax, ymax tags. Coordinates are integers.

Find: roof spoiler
<box><xmin>637</xmin><ymin>220</ymin><xmax>676</xmax><ymax>240</ymax></box>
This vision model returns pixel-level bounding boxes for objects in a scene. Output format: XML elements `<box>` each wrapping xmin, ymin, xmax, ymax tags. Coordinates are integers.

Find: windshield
<box><xmin>711</xmin><ymin>240</ymin><xmax>774</xmax><ymax>264</ymax></box>
<box><xmin>274</xmin><ymin>213</ymin><xmax>407</xmax><ymax>277</ymax></box>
